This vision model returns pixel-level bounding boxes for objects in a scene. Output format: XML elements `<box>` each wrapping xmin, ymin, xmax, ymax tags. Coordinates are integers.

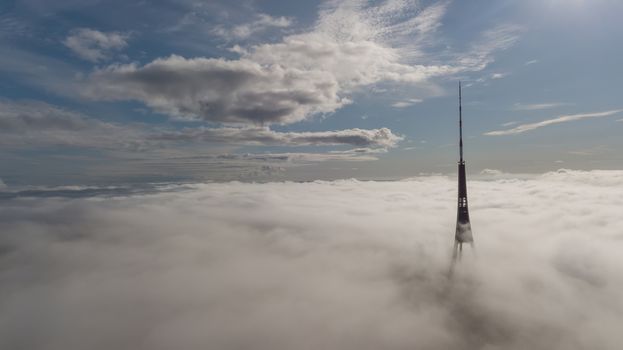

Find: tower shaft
<box><xmin>455</xmin><ymin>82</ymin><xmax>473</xmax><ymax>245</ymax></box>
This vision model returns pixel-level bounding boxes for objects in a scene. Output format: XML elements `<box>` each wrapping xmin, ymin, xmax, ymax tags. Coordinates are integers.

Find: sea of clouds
<box><xmin>1</xmin><ymin>169</ymin><xmax>622</xmax><ymax>350</ymax></box>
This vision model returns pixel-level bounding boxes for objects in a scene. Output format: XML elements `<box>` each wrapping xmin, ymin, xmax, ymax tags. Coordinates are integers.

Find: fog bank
<box><xmin>1</xmin><ymin>170</ymin><xmax>622</xmax><ymax>349</ymax></box>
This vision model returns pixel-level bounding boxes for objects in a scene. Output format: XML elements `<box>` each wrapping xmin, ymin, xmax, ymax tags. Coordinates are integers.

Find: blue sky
<box><xmin>1</xmin><ymin>0</ymin><xmax>622</xmax><ymax>186</ymax></box>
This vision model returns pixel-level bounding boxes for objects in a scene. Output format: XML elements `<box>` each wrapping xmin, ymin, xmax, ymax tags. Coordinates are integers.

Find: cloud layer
<box><xmin>1</xmin><ymin>170</ymin><xmax>622</xmax><ymax>349</ymax></box>
<box><xmin>152</xmin><ymin>126</ymin><xmax>403</xmax><ymax>148</ymax></box>
<box><xmin>0</xmin><ymin>99</ymin><xmax>400</xmax><ymax>157</ymax></box>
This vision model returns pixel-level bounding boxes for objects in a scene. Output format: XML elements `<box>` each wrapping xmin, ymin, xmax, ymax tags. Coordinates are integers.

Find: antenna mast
<box><xmin>459</xmin><ymin>81</ymin><xmax>463</xmax><ymax>163</ymax></box>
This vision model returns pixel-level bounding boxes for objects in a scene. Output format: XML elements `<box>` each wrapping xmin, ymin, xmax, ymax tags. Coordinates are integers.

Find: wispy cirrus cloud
<box><xmin>490</xmin><ymin>72</ymin><xmax>508</xmax><ymax>79</ymax></box>
<box><xmin>211</xmin><ymin>13</ymin><xmax>293</xmax><ymax>40</ymax></box>
<box><xmin>512</xmin><ymin>102</ymin><xmax>568</xmax><ymax>111</ymax></box>
<box><xmin>455</xmin><ymin>24</ymin><xmax>522</xmax><ymax>71</ymax></box>
<box><xmin>391</xmin><ymin>98</ymin><xmax>423</xmax><ymax>108</ymax></box>
<box><xmin>468</xmin><ymin>71</ymin><xmax>511</xmax><ymax>87</ymax></box>
<box><xmin>0</xmin><ymin>14</ymin><xmax>32</xmax><ymax>38</ymax></box>
<box><xmin>485</xmin><ymin>109</ymin><xmax>623</xmax><ymax>136</ymax></box>
<box><xmin>501</xmin><ymin>121</ymin><xmax>518</xmax><ymax>127</ymax></box>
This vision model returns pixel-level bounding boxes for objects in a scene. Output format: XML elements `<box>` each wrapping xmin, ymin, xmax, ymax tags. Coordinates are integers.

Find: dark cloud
<box><xmin>86</xmin><ymin>55</ymin><xmax>345</xmax><ymax>124</ymax></box>
<box><xmin>1</xmin><ymin>170</ymin><xmax>622</xmax><ymax>349</ymax></box>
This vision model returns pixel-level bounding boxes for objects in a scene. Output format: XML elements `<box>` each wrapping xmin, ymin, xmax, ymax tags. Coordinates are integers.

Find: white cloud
<box><xmin>1</xmin><ymin>170</ymin><xmax>623</xmax><ymax>349</ymax></box>
<box><xmin>485</xmin><ymin>109</ymin><xmax>623</xmax><ymax>136</ymax></box>
<box><xmin>471</xmin><ymin>71</ymin><xmax>509</xmax><ymax>85</ymax></box>
<box><xmin>212</xmin><ymin>13</ymin><xmax>293</xmax><ymax>40</ymax></box>
<box><xmin>490</xmin><ymin>72</ymin><xmax>507</xmax><ymax>79</ymax></box>
<box><xmin>63</xmin><ymin>28</ymin><xmax>129</xmax><ymax>62</ymax></box>
<box><xmin>391</xmin><ymin>98</ymin><xmax>423</xmax><ymax>108</ymax></box>
<box><xmin>525</xmin><ymin>59</ymin><xmax>538</xmax><ymax>65</ymax></box>
<box><xmin>512</xmin><ymin>102</ymin><xmax>568</xmax><ymax>111</ymax></box>
<box><xmin>85</xmin><ymin>1</ymin><xmax>520</xmax><ymax>126</ymax></box>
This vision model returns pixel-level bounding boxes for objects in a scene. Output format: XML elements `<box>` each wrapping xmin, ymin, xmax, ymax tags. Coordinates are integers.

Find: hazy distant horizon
<box><xmin>2</xmin><ymin>165</ymin><xmax>617</xmax><ymax>188</ymax></box>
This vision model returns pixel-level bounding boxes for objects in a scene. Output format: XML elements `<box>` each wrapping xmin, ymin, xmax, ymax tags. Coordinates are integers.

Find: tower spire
<box><xmin>454</xmin><ymin>81</ymin><xmax>473</xmax><ymax>260</ymax></box>
<box><xmin>459</xmin><ymin>81</ymin><xmax>463</xmax><ymax>163</ymax></box>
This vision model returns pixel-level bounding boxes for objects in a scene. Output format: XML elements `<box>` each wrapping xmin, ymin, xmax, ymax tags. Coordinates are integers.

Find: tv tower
<box><xmin>454</xmin><ymin>81</ymin><xmax>473</xmax><ymax>259</ymax></box>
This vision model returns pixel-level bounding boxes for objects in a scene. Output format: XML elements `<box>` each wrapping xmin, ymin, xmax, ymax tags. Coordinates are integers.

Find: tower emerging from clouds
<box><xmin>454</xmin><ymin>82</ymin><xmax>474</xmax><ymax>258</ymax></box>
